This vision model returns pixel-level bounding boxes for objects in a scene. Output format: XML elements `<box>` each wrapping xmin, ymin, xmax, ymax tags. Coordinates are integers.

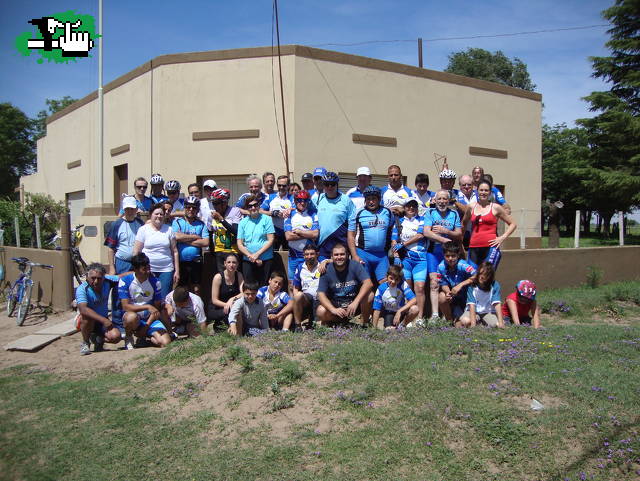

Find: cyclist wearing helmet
<box><xmin>165</xmin><ymin>180</ymin><xmax>185</xmax><ymax>219</ymax></box>
<box><xmin>381</xmin><ymin>165</ymin><xmax>413</xmax><ymax>216</ymax></box>
<box><xmin>260</xmin><ymin>175</ymin><xmax>294</xmax><ymax>250</ymax></box>
<box><xmin>501</xmin><ymin>280</ymin><xmax>541</xmax><ymax>328</ymax></box>
<box><xmin>346</xmin><ymin>166</ymin><xmax>372</xmax><ymax>210</ymax></box>
<box><xmin>199</xmin><ymin>179</ymin><xmax>217</xmax><ymax>224</ymax></box>
<box><xmin>210</xmin><ymin>188</ymin><xmax>243</xmax><ymax>273</ymax></box>
<box><xmin>313</xmin><ymin>171</ymin><xmax>355</xmax><ymax>261</ymax></box>
<box><xmin>284</xmin><ymin>190</ymin><xmax>319</xmax><ymax>285</ymax></box>
<box><xmin>149</xmin><ymin>174</ymin><xmax>168</xmax><ymax>204</ymax></box>
<box><xmin>347</xmin><ymin>185</ymin><xmax>394</xmax><ymax>284</ymax></box>
<box><xmin>236</xmin><ymin>174</ymin><xmax>267</xmax><ymax>216</ymax></box>
<box><xmin>171</xmin><ymin>196</ymin><xmax>209</xmax><ymax>297</ymax></box>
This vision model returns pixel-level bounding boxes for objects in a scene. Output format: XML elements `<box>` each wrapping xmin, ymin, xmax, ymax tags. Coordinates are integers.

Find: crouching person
<box><xmin>228</xmin><ymin>281</ymin><xmax>269</xmax><ymax>337</ymax></box>
<box><xmin>459</xmin><ymin>262</ymin><xmax>504</xmax><ymax>328</ymax></box>
<box><xmin>119</xmin><ymin>253</ymin><xmax>172</xmax><ymax>349</ymax></box>
<box><xmin>76</xmin><ymin>263</ymin><xmax>125</xmax><ymax>355</ymax></box>
<box><xmin>372</xmin><ymin>265</ymin><xmax>419</xmax><ymax>330</ymax></box>
<box><xmin>437</xmin><ymin>242</ymin><xmax>476</xmax><ymax>326</ymax></box>
<box><xmin>165</xmin><ymin>286</ymin><xmax>207</xmax><ymax>337</ymax></box>
<box><xmin>292</xmin><ymin>244</ymin><xmax>322</xmax><ymax>330</ymax></box>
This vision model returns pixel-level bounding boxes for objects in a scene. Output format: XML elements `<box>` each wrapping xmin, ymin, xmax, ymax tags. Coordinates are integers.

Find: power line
<box><xmin>311</xmin><ymin>24</ymin><xmax>609</xmax><ymax>48</ymax></box>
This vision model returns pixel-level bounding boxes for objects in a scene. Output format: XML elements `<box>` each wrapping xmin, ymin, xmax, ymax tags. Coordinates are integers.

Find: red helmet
<box><xmin>516</xmin><ymin>280</ymin><xmax>537</xmax><ymax>300</ymax></box>
<box><xmin>210</xmin><ymin>188</ymin><xmax>230</xmax><ymax>202</ymax></box>
<box><xmin>294</xmin><ymin>190</ymin><xmax>311</xmax><ymax>201</ymax></box>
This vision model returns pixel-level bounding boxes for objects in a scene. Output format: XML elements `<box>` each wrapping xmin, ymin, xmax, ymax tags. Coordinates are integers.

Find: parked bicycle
<box><xmin>44</xmin><ymin>224</ymin><xmax>87</xmax><ymax>283</ymax></box>
<box><xmin>5</xmin><ymin>257</ymin><xmax>53</xmax><ymax>326</ymax></box>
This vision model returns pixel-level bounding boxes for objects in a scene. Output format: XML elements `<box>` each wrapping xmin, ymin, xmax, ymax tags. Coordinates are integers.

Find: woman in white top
<box><xmin>133</xmin><ymin>203</ymin><xmax>179</xmax><ymax>299</ymax></box>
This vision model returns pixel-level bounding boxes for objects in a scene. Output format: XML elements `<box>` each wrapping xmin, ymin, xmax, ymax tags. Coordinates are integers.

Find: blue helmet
<box><xmin>322</xmin><ymin>171</ymin><xmax>340</xmax><ymax>183</ymax></box>
<box><xmin>363</xmin><ymin>185</ymin><xmax>381</xmax><ymax>198</ymax></box>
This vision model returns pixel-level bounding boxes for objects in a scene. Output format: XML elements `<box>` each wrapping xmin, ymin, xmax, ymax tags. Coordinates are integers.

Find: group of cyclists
<box><xmin>75</xmin><ymin>163</ymin><xmax>541</xmax><ymax>355</ymax></box>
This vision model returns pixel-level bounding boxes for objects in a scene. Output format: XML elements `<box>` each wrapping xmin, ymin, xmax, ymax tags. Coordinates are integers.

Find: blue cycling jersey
<box><xmin>437</xmin><ymin>259</ymin><xmax>476</xmax><ymax>288</ymax></box>
<box><xmin>424</xmin><ymin>208</ymin><xmax>461</xmax><ymax>239</ymax></box>
<box><xmin>150</xmin><ymin>194</ymin><xmax>169</xmax><ymax>204</ymax></box>
<box><xmin>348</xmin><ymin>206</ymin><xmax>394</xmax><ymax>253</ymax></box>
<box><xmin>392</xmin><ymin>215</ymin><xmax>428</xmax><ymax>260</ymax></box>
<box><xmin>171</xmin><ymin>218</ymin><xmax>208</xmax><ymax>261</ymax></box>
<box><xmin>314</xmin><ymin>192</ymin><xmax>355</xmax><ymax>257</ymax></box>
<box><xmin>373</xmin><ymin>281</ymin><xmax>416</xmax><ymax>312</ymax></box>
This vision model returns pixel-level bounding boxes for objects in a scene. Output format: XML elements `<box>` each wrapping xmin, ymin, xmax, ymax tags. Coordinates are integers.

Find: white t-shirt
<box><xmin>198</xmin><ymin>198</ymin><xmax>212</xmax><ymax>227</ymax></box>
<box><xmin>135</xmin><ymin>223</ymin><xmax>176</xmax><ymax>272</ymax></box>
<box><xmin>164</xmin><ymin>291</ymin><xmax>207</xmax><ymax>324</ymax></box>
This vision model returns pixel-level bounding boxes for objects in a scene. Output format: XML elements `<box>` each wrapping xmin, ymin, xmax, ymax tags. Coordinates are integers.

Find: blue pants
<box><xmin>152</xmin><ymin>271</ymin><xmax>174</xmax><ymax>301</ymax></box>
<box><xmin>356</xmin><ymin>248</ymin><xmax>389</xmax><ymax>283</ymax></box>
<box><xmin>288</xmin><ymin>256</ymin><xmax>304</xmax><ymax>280</ymax></box>
<box><xmin>115</xmin><ymin>257</ymin><xmax>133</xmax><ymax>274</ymax></box>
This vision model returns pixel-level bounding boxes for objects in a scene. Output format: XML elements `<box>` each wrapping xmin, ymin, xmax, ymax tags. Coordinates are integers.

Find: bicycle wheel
<box><xmin>5</xmin><ymin>284</ymin><xmax>18</xmax><ymax>317</ymax></box>
<box><xmin>72</xmin><ymin>251</ymin><xmax>87</xmax><ymax>283</ymax></box>
<box><xmin>16</xmin><ymin>282</ymin><xmax>32</xmax><ymax>326</ymax></box>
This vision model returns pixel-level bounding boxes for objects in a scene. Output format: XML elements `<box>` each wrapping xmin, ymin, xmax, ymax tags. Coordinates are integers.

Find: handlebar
<box><xmin>10</xmin><ymin>257</ymin><xmax>54</xmax><ymax>269</ymax></box>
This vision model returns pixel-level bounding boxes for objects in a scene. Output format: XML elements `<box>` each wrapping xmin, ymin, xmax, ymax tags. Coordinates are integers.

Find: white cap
<box><xmin>356</xmin><ymin>166</ymin><xmax>371</xmax><ymax>176</ymax></box>
<box><xmin>203</xmin><ymin>179</ymin><xmax>217</xmax><ymax>189</ymax></box>
<box><xmin>122</xmin><ymin>196</ymin><xmax>137</xmax><ymax>209</ymax></box>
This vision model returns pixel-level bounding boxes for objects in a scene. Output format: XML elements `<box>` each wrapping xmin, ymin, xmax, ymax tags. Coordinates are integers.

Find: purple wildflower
<box><xmin>591</xmin><ymin>386</ymin><xmax>603</xmax><ymax>392</ymax></box>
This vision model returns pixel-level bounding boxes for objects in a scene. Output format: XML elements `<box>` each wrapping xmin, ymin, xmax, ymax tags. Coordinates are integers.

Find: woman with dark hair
<box><xmin>236</xmin><ymin>194</ymin><xmax>275</xmax><ymax>285</ymax></box>
<box><xmin>463</xmin><ymin>179</ymin><xmax>516</xmax><ymax>269</ymax></box>
<box><xmin>208</xmin><ymin>253</ymin><xmax>244</xmax><ymax>326</ymax></box>
<box><xmin>132</xmin><ymin>203</ymin><xmax>179</xmax><ymax>299</ymax></box>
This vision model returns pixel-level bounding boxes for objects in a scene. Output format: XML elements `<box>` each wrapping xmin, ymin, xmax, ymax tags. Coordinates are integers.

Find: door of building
<box><xmin>113</xmin><ymin>164</ymin><xmax>128</xmax><ymax>214</ymax></box>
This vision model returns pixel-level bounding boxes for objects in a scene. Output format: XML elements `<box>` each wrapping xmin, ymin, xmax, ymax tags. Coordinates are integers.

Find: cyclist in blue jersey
<box><xmin>391</xmin><ymin>198</ymin><xmax>429</xmax><ymax>319</ymax></box>
<box><xmin>345</xmin><ymin>166</ymin><xmax>372</xmax><ymax>210</ymax></box>
<box><xmin>284</xmin><ymin>190</ymin><xmax>319</xmax><ymax>286</ymax></box>
<box><xmin>118</xmin><ymin>177</ymin><xmax>152</xmax><ymax>216</ymax></box>
<box><xmin>348</xmin><ymin>185</ymin><xmax>394</xmax><ymax>284</ymax></box>
<box><xmin>313</xmin><ymin>171</ymin><xmax>355</xmax><ymax>261</ymax></box>
<box><xmin>236</xmin><ymin>174</ymin><xmax>267</xmax><ymax>216</ymax></box>
<box><xmin>260</xmin><ymin>175</ymin><xmax>294</xmax><ymax>250</ymax></box>
<box><xmin>424</xmin><ymin>189</ymin><xmax>463</xmax><ymax>319</ymax></box>
<box><xmin>437</xmin><ymin>242</ymin><xmax>476</xmax><ymax>325</ymax></box>
<box><xmin>172</xmin><ymin>196</ymin><xmax>209</xmax><ymax>297</ymax></box>
<box><xmin>309</xmin><ymin>166</ymin><xmax>327</xmax><ymax>201</ymax></box>
<box><xmin>149</xmin><ymin>174</ymin><xmax>168</xmax><ymax>204</ymax></box>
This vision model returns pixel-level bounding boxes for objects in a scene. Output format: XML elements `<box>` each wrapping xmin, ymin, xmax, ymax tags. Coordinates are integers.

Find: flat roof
<box><xmin>48</xmin><ymin>44</ymin><xmax>542</xmax><ymax>125</ymax></box>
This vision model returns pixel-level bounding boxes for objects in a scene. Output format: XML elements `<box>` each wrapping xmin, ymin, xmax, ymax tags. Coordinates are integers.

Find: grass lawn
<box><xmin>2</xmin><ymin>282</ymin><xmax>640</xmax><ymax>480</ymax></box>
<box><xmin>540</xmin><ymin>233</ymin><xmax>640</xmax><ymax>248</ymax></box>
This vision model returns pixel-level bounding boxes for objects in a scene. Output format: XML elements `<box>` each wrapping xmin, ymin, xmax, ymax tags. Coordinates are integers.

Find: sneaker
<box><xmin>94</xmin><ymin>335</ymin><xmax>104</xmax><ymax>352</ymax></box>
<box><xmin>427</xmin><ymin>314</ymin><xmax>440</xmax><ymax>327</ymax></box>
<box><xmin>80</xmin><ymin>342</ymin><xmax>91</xmax><ymax>355</ymax></box>
<box><xmin>124</xmin><ymin>335</ymin><xmax>135</xmax><ymax>350</ymax></box>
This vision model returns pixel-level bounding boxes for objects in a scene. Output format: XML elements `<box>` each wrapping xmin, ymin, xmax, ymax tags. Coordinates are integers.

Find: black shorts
<box><xmin>451</xmin><ymin>295</ymin><xmax>466</xmax><ymax>320</ymax></box>
<box><xmin>380</xmin><ymin>308</ymin><xmax>405</xmax><ymax>327</ymax></box>
<box><xmin>179</xmin><ymin>259</ymin><xmax>203</xmax><ymax>285</ymax></box>
<box><xmin>301</xmin><ymin>293</ymin><xmax>318</xmax><ymax>321</ymax></box>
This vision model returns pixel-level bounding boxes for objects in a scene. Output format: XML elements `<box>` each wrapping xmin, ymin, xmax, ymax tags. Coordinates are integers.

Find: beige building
<box><xmin>21</xmin><ymin>45</ymin><xmax>542</xmax><ymax>263</ymax></box>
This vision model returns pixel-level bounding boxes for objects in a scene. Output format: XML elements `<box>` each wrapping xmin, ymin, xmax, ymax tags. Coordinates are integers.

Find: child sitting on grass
<box><xmin>228</xmin><ymin>281</ymin><xmax>269</xmax><ymax>336</ymax></box>
<box><xmin>372</xmin><ymin>265</ymin><xmax>419</xmax><ymax>330</ymax></box>
<box><xmin>257</xmin><ymin>271</ymin><xmax>295</xmax><ymax>331</ymax></box>
<box><xmin>437</xmin><ymin>242</ymin><xmax>477</xmax><ymax>326</ymax></box>
<box><xmin>501</xmin><ymin>280</ymin><xmax>541</xmax><ymax>329</ymax></box>
<box><xmin>459</xmin><ymin>261</ymin><xmax>504</xmax><ymax>328</ymax></box>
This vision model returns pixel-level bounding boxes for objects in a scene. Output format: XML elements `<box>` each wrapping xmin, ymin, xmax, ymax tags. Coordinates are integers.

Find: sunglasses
<box><xmin>135</xmin><ymin>185</ymin><xmax>148</xmax><ymax>189</ymax></box>
<box><xmin>324</xmin><ymin>182</ymin><xmax>337</xmax><ymax>187</ymax></box>
<box><xmin>295</xmin><ymin>198</ymin><xmax>308</xmax><ymax>203</ymax></box>
<box><xmin>167</xmin><ymin>190</ymin><xmax>179</xmax><ymax>195</ymax></box>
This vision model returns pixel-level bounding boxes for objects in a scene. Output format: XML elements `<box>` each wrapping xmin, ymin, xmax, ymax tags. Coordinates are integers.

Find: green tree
<box><xmin>0</xmin><ymin>103</ymin><xmax>35</xmax><ymax>199</ymax></box>
<box><xmin>0</xmin><ymin>193</ymin><xmax>67</xmax><ymax>247</ymax></box>
<box><xmin>444</xmin><ymin>47</ymin><xmax>536</xmax><ymax>91</ymax></box>
<box><xmin>575</xmin><ymin>0</ymin><xmax>640</xmax><ymax>235</ymax></box>
<box><xmin>33</xmin><ymin>96</ymin><xmax>77</xmax><ymax>140</ymax></box>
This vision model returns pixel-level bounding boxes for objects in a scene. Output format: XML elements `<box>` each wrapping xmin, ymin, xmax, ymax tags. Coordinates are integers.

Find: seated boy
<box><xmin>257</xmin><ymin>271</ymin><xmax>294</xmax><ymax>331</ymax></box>
<box><xmin>119</xmin><ymin>253</ymin><xmax>172</xmax><ymax>349</ymax></box>
<box><xmin>228</xmin><ymin>281</ymin><xmax>269</xmax><ymax>337</ymax></box>
<box><xmin>372</xmin><ymin>265</ymin><xmax>419</xmax><ymax>330</ymax></box>
<box><xmin>164</xmin><ymin>286</ymin><xmax>207</xmax><ymax>337</ymax></box>
<box><xmin>437</xmin><ymin>242</ymin><xmax>476</xmax><ymax>325</ymax></box>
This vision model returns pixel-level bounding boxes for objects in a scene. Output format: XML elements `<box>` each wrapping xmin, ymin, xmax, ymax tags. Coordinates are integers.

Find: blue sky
<box><xmin>1</xmin><ymin>0</ymin><xmax>612</xmax><ymax>126</ymax></box>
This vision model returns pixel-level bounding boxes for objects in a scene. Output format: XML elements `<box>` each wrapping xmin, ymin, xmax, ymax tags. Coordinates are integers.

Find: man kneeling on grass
<box><xmin>228</xmin><ymin>281</ymin><xmax>269</xmax><ymax>337</ymax></box>
<box><xmin>315</xmin><ymin>243</ymin><xmax>373</xmax><ymax>327</ymax></box>
<box><xmin>76</xmin><ymin>263</ymin><xmax>126</xmax><ymax>355</ymax></box>
<box><xmin>119</xmin><ymin>253</ymin><xmax>173</xmax><ymax>349</ymax></box>
<box><xmin>164</xmin><ymin>286</ymin><xmax>207</xmax><ymax>337</ymax></box>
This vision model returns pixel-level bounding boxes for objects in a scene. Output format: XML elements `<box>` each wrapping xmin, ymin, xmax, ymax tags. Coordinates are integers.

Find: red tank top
<box><xmin>470</xmin><ymin>203</ymin><xmax>497</xmax><ymax>248</ymax></box>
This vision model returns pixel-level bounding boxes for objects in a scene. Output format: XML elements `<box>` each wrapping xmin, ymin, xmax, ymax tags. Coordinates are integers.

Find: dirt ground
<box><xmin>0</xmin><ymin>307</ymin><xmax>159</xmax><ymax>374</ymax></box>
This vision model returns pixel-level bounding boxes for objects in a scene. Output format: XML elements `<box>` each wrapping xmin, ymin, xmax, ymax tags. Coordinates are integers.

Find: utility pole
<box><xmin>418</xmin><ymin>37</ymin><xmax>423</xmax><ymax>68</ymax></box>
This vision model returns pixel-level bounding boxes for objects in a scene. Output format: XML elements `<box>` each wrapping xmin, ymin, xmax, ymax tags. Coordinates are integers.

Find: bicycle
<box><xmin>44</xmin><ymin>224</ymin><xmax>87</xmax><ymax>283</ymax></box>
<box><xmin>5</xmin><ymin>257</ymin><xmax>53</xmax><ymax>326</ymax></box>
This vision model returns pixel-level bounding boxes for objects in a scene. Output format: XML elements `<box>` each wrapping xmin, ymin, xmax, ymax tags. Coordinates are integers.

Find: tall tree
<box><xmin>33</xmin><ymin>96</ymin><xmax>77</xmax><ymax>140</ymax></box>
<box><xmin>575</xmin><ymin>0</ymin><xmax>640</xmax><ymax>235</ymax></box>
<box><xmin>444</xmin><ymin>47</ymin><xmax>536</xmax><ymax>91</ymax></box>
<box><xmin>0</xmin><ymin>103</ymin><xmax>35</xmax><ymax>199</ymax></box>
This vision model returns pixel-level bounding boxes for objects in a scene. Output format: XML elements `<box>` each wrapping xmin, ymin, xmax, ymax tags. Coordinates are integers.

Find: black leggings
<box><xmin>242</xmin><ymin>259</ymin><xmax>273</xmax><ymax>286</ymax></box>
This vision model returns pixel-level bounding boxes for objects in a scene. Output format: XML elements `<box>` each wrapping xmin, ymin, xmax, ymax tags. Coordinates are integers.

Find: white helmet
<box><xmin>439</xmin><ymin>169</ymin><xmax>457</xmax><ymax>179</ymax></box>
<box><xmin>150</xmin><ymin>173</ymin><xmax>164</xmax><ymax>185</ymax></box>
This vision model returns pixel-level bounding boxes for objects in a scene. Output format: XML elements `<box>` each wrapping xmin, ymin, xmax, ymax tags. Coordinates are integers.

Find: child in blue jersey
<box><xmin>437</xmin><ymin>242</ymin><xmax>477</xmax><ymax>325</ymax></box>
<box><xmin>284</xmin><ymin>190</ymin><xmax>319</xmax><ymax>286</ymax></box>
<box><xmin>347</xmin><ymin>185</ymin><xmax>394</xmax><ymax>284</ymax></box>
<box><xmin>391</xmin><ymin>199</ymin><xmax>428</xmax><ymax>319</ymax></box>
<box><xmin>119</xmin><ymin>253</ymin><xmax>172</xmax><ymax>349</ymax></box>
<box><xmin>459</xmin><ymin>262</ymin><xmax>504</xmax><ymax>328</ymax></box>
<box><xmin>372</xmin><ymin>265</ymin><xmax>419</xmax><ymax>330</ymax></box>
<box><xmin>257</xmin><ymin>271</ymin><xmax>294</xmax><ymax>331</ymax></box>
